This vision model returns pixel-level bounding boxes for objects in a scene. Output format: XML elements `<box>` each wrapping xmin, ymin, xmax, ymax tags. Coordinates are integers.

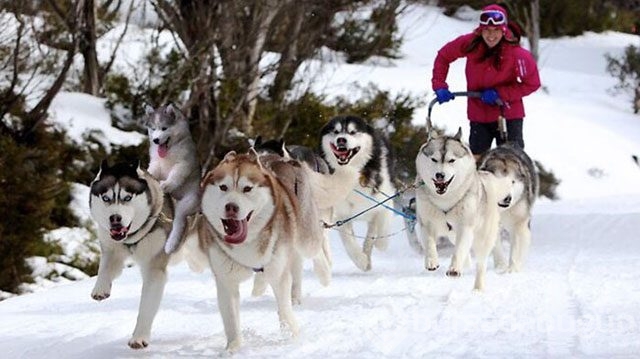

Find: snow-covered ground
<box><xmin>2</xmin><ymin>4</ymin><xmax>640</xmax><ymax>358</ymax></box>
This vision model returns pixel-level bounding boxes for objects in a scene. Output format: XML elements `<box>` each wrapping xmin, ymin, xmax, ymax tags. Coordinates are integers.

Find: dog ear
<box><xmin>144</xmin><ymin>103</ymin><xmax>155</xmax><ymax>115</ymax></box>
<box><xmin>454</xmin><ymin>127</ymin><xmax>462</xmax><ymax>140</ymax></box>
<box><xmin>97</xmin><ymin>159</ymin><xmax>108</xmax><ymax>178</ymax></box>
<box><xmin>137</xmin><ymin>103</ymin><xmax>155</xmax><ymax>127</ymax></box>
<box><xmin>425</xmin><ymin>117</ymin><xmax>438</xmax><ymax>141</ymax></box>
<box><xmin>253</xmin><ymin>136</ymin><xmax>263</xmax><ymax>148</ymax></box>
<box><xmin>223</xmin><ymin>150</ymin><xmax>237</xmax><ymax>162</ymax></box>
<box><xmin>135</xmin><ymin>160</ymin><xmax>145</xmax><ymax>177</ymax></box>
<box><xmin>201</xmin><ymin>170</ymin><xmax>215</xmax><ymax>188</ymax></box>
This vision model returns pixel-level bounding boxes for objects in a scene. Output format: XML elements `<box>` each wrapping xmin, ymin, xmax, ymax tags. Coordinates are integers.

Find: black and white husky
<box><xmin>319</xmin><ymin>115</ymin><xmax>396</xmax><ymax>271</ymax></box>
<box><xmin>89</xmin><ymin>160</ymin><xmax>207</xmax><ymax>348</ymax></box>
<box><xmin>140</xmin><ymin>104</ymin><xmax>201</xmax><ymax>254</ymax></box>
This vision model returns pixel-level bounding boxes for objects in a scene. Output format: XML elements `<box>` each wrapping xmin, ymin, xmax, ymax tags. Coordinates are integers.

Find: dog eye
<box><xmin>430</xmin><ymin>158</ymin><xmax>437</xmax><ymax>163</ymax></box>
<box><xmin>101</xmin><ymin>195</ymin><xmax>111</xmax><ymax>202</ymax></box>
<box><xmin>219</xmin><ymin>184</ymin><xmax>228</xmax><ymax>192</ymax></box>
<box><xmin>448</xmin><ymin>159</ymin><xmax>455</xmax><ymax>164</ymax></box>
<box><xmin>349</xmin><ymin>130</ymin><xmax>356</xmax><ymax>135</ymax></box>
<box><xmin>161</xmin><ymin>127</ymin><xmax>167</xmax><ymax>131</ymax></box>
<box><xmin>243</xmin><ymin>186</ymin><xmax>252</xmax><ymax>193</ymax></box>
<box><xmin>122</xmin><ymin>195</ymin><xmax>132</xmax><ymax>202</ymax></box>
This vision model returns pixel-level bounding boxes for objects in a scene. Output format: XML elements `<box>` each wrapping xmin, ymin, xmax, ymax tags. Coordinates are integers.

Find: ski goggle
<box><xmin>479</xmin><ymin>10</ymin><xmax>506</xmax><ymax>26</ymax></box>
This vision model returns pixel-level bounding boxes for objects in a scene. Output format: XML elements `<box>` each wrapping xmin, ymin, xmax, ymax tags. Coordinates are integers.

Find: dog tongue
<box><xmin>222</xmin><ymin>218</ymin><xmax>248</xmax><ymax>244</ymax></box>
<box><xmin>158</xmin><ymin>143</ymin><xmax>169</xmax><ymax>158</ymax></box>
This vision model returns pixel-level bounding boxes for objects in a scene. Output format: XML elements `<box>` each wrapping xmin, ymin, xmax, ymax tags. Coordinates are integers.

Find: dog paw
<box><xmin>91</xmin><ymin>283</ymin><xmax>111</xmax><ymax>301</ymax></box>
<box><xmin>128</xmin><ymin>337</ymin><xmax>149</xmax><ymax>349</ymax></box>
<box><xmin>506</xmin><ymin>265</ymin><xmax>522</xmax><ymax>273</ymax></box>
<box><xmin>446</xmin><ymin>268</ymin><xmax>461</xmax><ymax>277</ymax></box>
<box><xmin>292</xmin><ymin>296</ymin><xmax>302</xmax><ymax>306</ymax></box>
<box><xmin>225</xmin><ymin>338</ymin><xmax>242</xmax><ymax>353</ymax></box>
<box><xmin>425</xmin><ymin>259</ymin><xmax>439</xmax><ymax>271</ymax></box>
<box><xmin>494</xmin><ymin>261</ymin><xmax>508</xmax><ymax>272</ymax></box>
<box><xmin>374</xmin><ymin>237</ymin><xmax>389</xmax><ymax>251</ymax></box>
<box><xmin>159</xmin><ymin>180</ymin><xmax>176</xmax><ymax>194</ymax></box>
<box><xmin>353</xmin><ymin>254</ymin><xmax>372</xmax><ymax>272</ymax></box>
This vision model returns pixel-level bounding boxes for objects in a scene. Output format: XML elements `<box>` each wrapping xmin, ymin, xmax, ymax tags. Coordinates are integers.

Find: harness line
<box><xmin>323</xmin><ymin>181</ymin><xmax>423</xmax><ymax>230</ymax></box>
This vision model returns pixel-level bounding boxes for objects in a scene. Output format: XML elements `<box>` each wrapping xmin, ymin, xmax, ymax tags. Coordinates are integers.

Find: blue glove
<box><xmin>435</xmin><ymin>88</ymin><xmax>455</xmax><ymax>104</ymax></box>
<box><xmin>480</xmin><ymin>88</ymin><xmax>499</xmax><ymax>105</ymax></box>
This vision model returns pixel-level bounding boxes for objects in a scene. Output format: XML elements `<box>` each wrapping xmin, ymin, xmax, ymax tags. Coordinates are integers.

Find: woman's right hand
<box><xmin>435</xmin><ymin>88</ymin><xmax>455</xmax><ymax>104</ymax></box>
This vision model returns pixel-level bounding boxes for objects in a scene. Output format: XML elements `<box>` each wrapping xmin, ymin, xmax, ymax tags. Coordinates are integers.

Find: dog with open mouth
<box><xmin>198</xmin><ymin>150</ymin><xmax>331</xmax><ymax>352</ymax></box>
<box><xmin>89</xmin><ymin>160</ymin><xmax>208</xmax><ymax>349</ymax></box>
<box><xmin>318</xmin><ymin>115</ymin><xmax>396</xmax><ymax>272</ymax></box>
<box><xmin>140</xmin><ymin>103</ymin><xmax>201</xmax><ymax>255</ymax></box>
<box><xmin>414</xmin><ymin>122</ymin><xmax>510</xmax><ymax>291</ymax></box>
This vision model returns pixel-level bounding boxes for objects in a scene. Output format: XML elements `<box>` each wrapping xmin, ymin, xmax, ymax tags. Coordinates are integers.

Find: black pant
<box><xmin>469</xmin><ymin>119</ymin><xmax>524</xmax><ymax>155</ymax></box>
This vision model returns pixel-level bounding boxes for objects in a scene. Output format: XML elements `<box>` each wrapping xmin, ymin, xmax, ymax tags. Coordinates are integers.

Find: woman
<box><xmin>431</xmin><ymin>4</ymin><xmax>541</xmax><ymax>161</ymax></box>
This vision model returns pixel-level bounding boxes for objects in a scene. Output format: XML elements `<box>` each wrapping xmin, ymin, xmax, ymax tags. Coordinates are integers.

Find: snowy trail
<box><xmin>2</xmin><ymin>199</ymin><xmax>640</xmax><ymax>358</ymax></box>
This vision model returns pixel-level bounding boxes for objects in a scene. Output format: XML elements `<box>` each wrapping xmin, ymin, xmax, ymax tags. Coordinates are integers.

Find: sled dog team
<box><xmin>89</xmin><ymin>104</ymin><xmax>538</xmax><ymax>351</ymax></box>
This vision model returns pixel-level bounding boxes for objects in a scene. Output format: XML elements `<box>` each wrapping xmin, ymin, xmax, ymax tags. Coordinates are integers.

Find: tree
<box><xmin>34</xmin><ymin>0</ymin><xmax>135</xmax><ymax>96</ymax></box>
<box><xmin>146</xmin><ymin>0</ymin><xmax>405</xmax><ymax>171</ymax></box>
<box><xmin>0</xmin><ymin>2</ymin><xmax>84</xmax><ymax>294</ymax></box>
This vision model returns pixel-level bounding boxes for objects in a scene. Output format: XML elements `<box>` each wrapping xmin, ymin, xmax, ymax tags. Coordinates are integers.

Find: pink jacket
<box><xmin>432</xmin><ymin>33</ymin><xmax>541</xmax><ymax>123</ymax></box>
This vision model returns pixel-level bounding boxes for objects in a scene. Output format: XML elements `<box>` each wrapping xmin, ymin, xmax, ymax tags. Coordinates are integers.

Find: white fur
<box><xmin>199</xmin><ymin>153</ymin><xmax>330</xmax><ymax>352</ymax></box>
<box><xmin>414</xmin><ymin>132</ymin><xmax>509</xmax><ymax>291</ymax></box>
<box><xmin>89</xmin><ymin>168</ymin><xmax>207</xmax><ymax>348</ymax></box>
<box><xmin>319</xmin><ymin>120</ymin><xmax>396</xmax><ymax>272</ymax></box>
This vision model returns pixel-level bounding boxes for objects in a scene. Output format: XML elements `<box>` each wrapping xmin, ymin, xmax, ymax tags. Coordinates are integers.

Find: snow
<box><xmin>2</xmin><ymin>4</ymin><xmax>640</xmax><ymax>358</ymax></box>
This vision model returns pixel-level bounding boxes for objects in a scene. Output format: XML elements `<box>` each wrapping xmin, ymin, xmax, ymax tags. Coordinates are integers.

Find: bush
<box><xmin>606</xmin><ymin>45</ymin><xmax>640</xmax><ymax>113</ymax></box>
<box><xmin>0</xmin><ymin>122</ymin><xmax>77</xmax><ymax>294</ymax></box>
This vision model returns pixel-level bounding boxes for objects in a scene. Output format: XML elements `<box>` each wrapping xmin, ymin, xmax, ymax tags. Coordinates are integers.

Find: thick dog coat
<box><xmin>141</xmin><ymin>104</ymin><xmax>201</xmax><ymax>254</ymax></box>
<box><xmin>89</xmin><ymin>160</ymin><xmax>207</xmax><ymax>348</ymax></box>
<box><xmin>414</xmin><ymin>126</ymin><xmax>510</xmax><ymax>291</ymax></box>
<box><xmin>479</xmin><ymin>144</ymin><xmax>539</xmax><ymax>272</ymax></box>
<box><xmin>199</xmin><ymin>151</ymin><xmax>331</xmax><ymax>351</ymax></box>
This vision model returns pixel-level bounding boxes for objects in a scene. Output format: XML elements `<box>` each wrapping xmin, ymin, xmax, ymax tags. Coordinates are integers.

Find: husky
<box><xmin>414</xmin><ymin>125</ymin><xmax>510</xmax><ymax>291</ymax></box>
<box><xmin>140</xmin><ymin>103</ymin><xmax>201</xmax><ymax>254</ymax></box>
<box><xmin>89</xmin><ymin>160</ymin><xmax>207</xmax><ymax>348</ymax></box>
<box><xmin>198</xmin><ymin>151</ymin><xmax>331</xmax><ymax>351</ymax></box>
<box><xmin>319</xmin><ymin>115</ymin><xmax>396</xmax><ymax>272</ymax></box>
<box><xmin>479</xmin><ymin>144</ymin><xmax>539</xmax><ymax>272</ymax></box>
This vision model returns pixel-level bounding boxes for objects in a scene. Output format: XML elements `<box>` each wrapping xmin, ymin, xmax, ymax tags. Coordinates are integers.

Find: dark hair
<box><xmin>464</xmin><ymin>25</ymin><xmax>520</xmax><ymax>70</ymax></box>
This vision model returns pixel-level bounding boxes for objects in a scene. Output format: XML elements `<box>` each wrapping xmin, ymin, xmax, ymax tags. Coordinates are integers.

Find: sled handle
<box><xmin>426</xmin><ymin>91</ymin><xmax>507</xmax><ymax>142</ymax></box>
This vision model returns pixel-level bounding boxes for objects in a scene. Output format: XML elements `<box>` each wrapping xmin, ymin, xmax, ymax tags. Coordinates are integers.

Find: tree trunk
<box><xmin>78</xmin><ymin>0</ymin><xmax>101</xmax><ymax>95</ymax></box>
<box><xmin>528</xmin><ymin>0</ymin><xmax>540</xmax><ymax>62</ymax></box>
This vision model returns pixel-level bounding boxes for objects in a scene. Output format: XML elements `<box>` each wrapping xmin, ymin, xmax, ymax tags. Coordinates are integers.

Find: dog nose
<box><xmin>336</xmin><ymin>137</ymin><xmax>347</xmax><ymax>146</ymax></box>
<box><xmin>225</xmin><ymin>203</ymin><xmax>239</xmax><ymax>217</ymax></box>
<box><xmin>503</xmin><ymin>195</ymin><xmax>512</xmax><ymax>205</ymax></box>
<box><xmin>435</xmin><ymin>172</ymin><xmax>445</xmax><ymax>181</ymax></box>
<box><xmin>109</xmin><ymin>214</ymin><xmax>122</xmax><ymax>224</ymax></box>
<box><xmin>153</xmin><ymin>138</ymin><xmax>160</xmax><ymax>144</ymax></box>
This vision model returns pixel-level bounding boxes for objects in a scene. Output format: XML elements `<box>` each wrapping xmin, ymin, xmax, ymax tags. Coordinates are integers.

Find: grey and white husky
<box><xmin>479</xmin><ymin>144</ymin><xmax>539</xmax><ymax>272</ymax></box>
<box><xmin>414</xmin><ymin>125</ymin><xmax>511</xmax><ymax>291</ymax></box>
<box><xmin>89</xmin><ymin>160</ymin><xmax>207</xmax><ymax>348</ymax></box>
<box><xmin>141</xmin><ymin>104</ymin><xmax>201</xmax><ymax>254</ymax></box>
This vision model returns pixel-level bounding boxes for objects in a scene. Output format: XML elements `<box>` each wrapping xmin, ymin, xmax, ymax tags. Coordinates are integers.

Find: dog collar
<box><xmin>121</xmin><ymin>214</ymin><xmax>162</xmax><ymax>246</ymax></box>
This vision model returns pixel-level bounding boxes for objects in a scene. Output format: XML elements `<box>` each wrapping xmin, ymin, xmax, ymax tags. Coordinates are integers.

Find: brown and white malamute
<box><xmin>199</xmin><ymin>151</ymin><xmax>331</xmax><ymax>352</ymax></box>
